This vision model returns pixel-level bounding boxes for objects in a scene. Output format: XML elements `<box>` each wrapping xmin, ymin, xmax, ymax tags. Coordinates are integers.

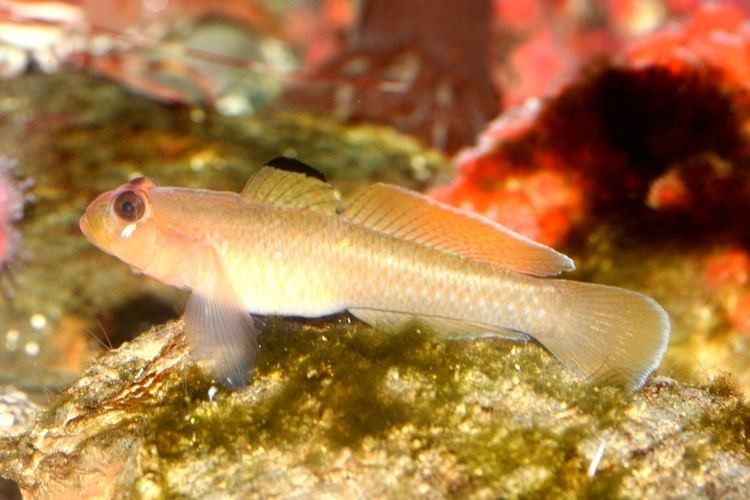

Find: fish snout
<box><xmin>80</xmin><ymin>196</ymin><xmax>113</xmax><ymax>250</ymax></box>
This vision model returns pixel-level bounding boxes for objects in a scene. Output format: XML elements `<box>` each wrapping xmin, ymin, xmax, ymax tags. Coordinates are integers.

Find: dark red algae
<box><xmin>435</xmin><ymin>4</ymin><xmax>750</xmax><ymax>247</ymax></box>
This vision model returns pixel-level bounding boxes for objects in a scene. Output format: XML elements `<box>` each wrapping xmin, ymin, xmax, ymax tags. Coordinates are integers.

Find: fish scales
<box><xmin>191</xmin><ymin>198</ymin><xmax>549</xmax><ymax>335</ymax></box>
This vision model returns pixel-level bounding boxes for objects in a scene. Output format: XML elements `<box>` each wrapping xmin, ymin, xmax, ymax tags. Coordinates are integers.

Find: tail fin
<box><xmin>535</xmin><ymin>281</ymin><xmax>670</xmax><ymax>390</ymax></box>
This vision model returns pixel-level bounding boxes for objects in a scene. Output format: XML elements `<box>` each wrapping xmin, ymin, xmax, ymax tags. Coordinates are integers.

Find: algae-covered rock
<box><xmin>0</xmin><ymin>319</ymin><xmax>748</xmax><ymax>498</ymax></box>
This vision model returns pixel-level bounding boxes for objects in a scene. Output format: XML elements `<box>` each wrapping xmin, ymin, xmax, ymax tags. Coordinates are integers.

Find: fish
<box><xmin>79</xmin><ymin>157</ymin><xmax>670</xmax><ymax>390</ymax></box>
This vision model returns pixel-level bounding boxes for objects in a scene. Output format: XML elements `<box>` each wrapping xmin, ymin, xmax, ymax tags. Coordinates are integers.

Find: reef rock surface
<box><xmin>0</xmin><ymin>319</ymin><xmax>748</xmax><ymax>498</ymax></box>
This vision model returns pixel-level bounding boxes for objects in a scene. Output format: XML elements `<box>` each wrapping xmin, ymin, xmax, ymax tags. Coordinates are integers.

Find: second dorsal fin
<box><xmin>344</xmin><ymin>183</ymin><xmax>575</xmax><ymax>276</ymax></box>
<box><xmin>240</xmin><ymin>158</ymin><xmax>338</xmax><ymax>213</ymax></box>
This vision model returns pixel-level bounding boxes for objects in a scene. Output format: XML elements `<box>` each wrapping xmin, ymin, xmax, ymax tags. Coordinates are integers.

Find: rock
<box><xmin>0</xmin><ymin>319</ymin><xmax>747</xmax><ymax>498</ymax></box>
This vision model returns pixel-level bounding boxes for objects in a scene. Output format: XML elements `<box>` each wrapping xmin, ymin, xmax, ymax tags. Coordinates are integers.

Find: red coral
<box><xmin>729</xmin><ymin>290</ymin><xmax>750</xmax><ymax>335</ymax></box>
<box><xmin>433</xmin><ymin>153</ymin><xmax>584</xmax><ymax>246</ymax></box>
<box><xmin>437</xmin><ymin>3</ymin><xmax>750</xmax><ymax>246</ymax></box>
<box><xmin>646</xmin><ymin>168</ymin><xmax>691</xmax><ymax>210</ymax></box>
<box><xmin>628</xmin><ymin>3</ymin><xmax>750</xmax><ymax>90</ymax></box>
<box><xmin>704</xmin><ymin>249</ymin><xmax>750</xmax><ymax>290</ymax></box>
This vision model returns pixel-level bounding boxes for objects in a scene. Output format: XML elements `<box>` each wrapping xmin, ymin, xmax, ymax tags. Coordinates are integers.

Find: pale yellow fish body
<box><xmin>80</xmin><ymin>159</ymin><xmax>670</xmax><ymax>389</ymax></box>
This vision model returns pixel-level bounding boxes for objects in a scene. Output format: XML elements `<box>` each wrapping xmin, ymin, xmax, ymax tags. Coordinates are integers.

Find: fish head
<box><xmin>80</xmin><ymin>177</ymin><xmax>160</xmax><ymax>271</ymax></box>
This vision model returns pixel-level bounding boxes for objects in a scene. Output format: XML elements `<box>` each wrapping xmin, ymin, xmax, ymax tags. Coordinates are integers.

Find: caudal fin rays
<box><xmin>534</xmin><ymin>281</ymin><xmax>670</xmax><ymax>390</ymax></box>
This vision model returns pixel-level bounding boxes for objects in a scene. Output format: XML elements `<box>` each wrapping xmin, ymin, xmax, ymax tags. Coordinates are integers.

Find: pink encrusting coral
<box><xmin>0</xmin><ymin>158</ymin><xmax>22</xmax><ymax>267</ymax></box>
<box><xmin>729</xmin><ymin>291</ymin><xmax>750</xmax><ymax>335</ymax></box>
<box><xmin>628</xmin><ymin>2</ymin><xmax>750</xmax><ymax>88</ymax></box>
<box><xmin>432</xmin><ymin>146</ymin><xmax>585</xmax><ymax>247</ymax></box>
<box><xmin>703</xmin><ymin>248</ymin><xmax>750</xmax><ymax>336</ymax></box>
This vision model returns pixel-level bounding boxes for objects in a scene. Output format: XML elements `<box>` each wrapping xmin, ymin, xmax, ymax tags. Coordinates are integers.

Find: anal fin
<box><xmin>349</xmin><ymin>308</ymin><xmax>528</xmax><ymax>342</ymax></box>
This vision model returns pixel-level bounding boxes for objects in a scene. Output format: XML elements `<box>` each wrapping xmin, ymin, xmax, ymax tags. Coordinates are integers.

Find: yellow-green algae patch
<box><xmin>691</xmin><ymin>373</ymin><xmax>750</xmax><ymax>457</ymax></box>
<box><xmin>1</xmin><ymin>319</ymin><xmax>749</xmax><ymax>497</ymax></box>
<box><xmin>99</xmin><ymin>321</ymin><xmax>747</xmax><ymax>497</ymax></box>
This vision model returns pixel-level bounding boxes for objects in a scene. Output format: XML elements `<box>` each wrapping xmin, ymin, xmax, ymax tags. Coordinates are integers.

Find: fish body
<box><xmin>80</xmin><ymin>158</ymin><xmax>670</xmax><ymax>389</ymax></box>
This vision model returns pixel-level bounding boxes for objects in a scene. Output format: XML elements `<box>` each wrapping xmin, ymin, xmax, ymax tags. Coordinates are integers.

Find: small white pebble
<box><xmin>587</xmin><ymin>442</ymin><xmax>606</xmax><ymax>478</ymax></box>
<box><xmin>514</xmin><ymin>363</ymin><xmax>521</xmax><ymax>371</ymax></box>
<box><xmin>410</xmin><ymin>154</ymin><xmax>427</xmax><ymax>170</ymax></box>
<box><xmin>410</xmin><ymin>155</ymin><xmax>430</xmax><ymax>181</ymax></box>
<box><xmin>190</xmin><ymin>158</ymin><xmax>205</xmax><ymax>172</ymax></box>
<box><xmin>5</xmin><ymin>329</ymin><xmax>19</xmax><ymax>351</ymax></box>
<box><xmin>190</xmin><ymin>108</ymin><xmax>206</xmax><ymax>123</ymax></box>
<box><xmin>24</xmin><ymin>341</ymin><xmax>40</xmax><ymax>357</ymax></box>
<box><xmin>216</xmin><ymin>93</ymin><xmax>253</xmax><ymax>116</ymax></box>
<box><xmin>208</xmin><ymin>386</ymin><xmax>218</xmax><ymax>402</ymax></box>
<box><xmin>29</xmin><ymin>314</ymin><xmax>47</xmax><ymax>330</ymax></box>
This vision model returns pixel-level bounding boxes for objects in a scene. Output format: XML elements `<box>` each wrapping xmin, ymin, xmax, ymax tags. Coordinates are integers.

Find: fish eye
<box><xmin>113</xmin><ymin>190</ymin><xmax>146</xmax><ymax>222</ymax></box>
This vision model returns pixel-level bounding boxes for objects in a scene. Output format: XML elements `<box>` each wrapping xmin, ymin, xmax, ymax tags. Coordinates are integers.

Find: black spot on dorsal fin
<box><xmin>265</xmin><ymin>157</ymin><xmax>328</xmax><ymax>183</ymax></box>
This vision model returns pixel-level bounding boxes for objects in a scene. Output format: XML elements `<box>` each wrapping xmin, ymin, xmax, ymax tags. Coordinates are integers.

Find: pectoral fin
<box><xmin>183</xmin><ymin>247</ymin><xmax>258</xmax><ymax>388</ymax></box>
<box><xmin>184</xmin><ymin>291</ymin><xmax>258</xmax><ymax>388</ymax></box>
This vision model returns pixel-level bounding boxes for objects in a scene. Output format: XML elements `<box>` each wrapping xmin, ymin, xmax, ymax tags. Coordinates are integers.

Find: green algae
<box><xmin>127</xmin><ymin>319</ymin><xmax>655</xmax><ymax>497</ymax></box>
<box><xmin>693</xmin><ymin>374</ymin><xmax>750</xmax><ymax>458</ymax></box>
<box><xmin>2</xmin><ymin>319</ymin><xmax>749</xmax><ymax>497</ymax></box>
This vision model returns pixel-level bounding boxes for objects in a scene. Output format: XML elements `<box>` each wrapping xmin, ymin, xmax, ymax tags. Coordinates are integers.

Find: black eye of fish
<box><xmin>114</xmin><ymin>190</ymin><xmax>145</xmax><ymax>222</ymax></box>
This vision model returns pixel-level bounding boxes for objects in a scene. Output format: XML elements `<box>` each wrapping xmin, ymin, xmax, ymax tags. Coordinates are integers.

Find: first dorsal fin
<box><xmin>240</xmin><ymin>158</ymin><xmax>338</xmax><ymax>213</ymax></box>
<box><xmin>344</xmin><ymin>183</ymin><xmax>575</xmax><ymax>277</ymax></box>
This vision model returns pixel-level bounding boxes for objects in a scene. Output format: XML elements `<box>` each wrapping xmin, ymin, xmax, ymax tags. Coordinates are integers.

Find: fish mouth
<box><xmin>79</xmin><ymin>200</ymin><xmax>112</xmax><ymax>250</ymax></box>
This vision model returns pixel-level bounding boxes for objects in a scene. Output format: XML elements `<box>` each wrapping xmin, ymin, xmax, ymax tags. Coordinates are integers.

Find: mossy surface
<box><xmin>0</xmin><ymin>316</ymin><xmax>748</xmax><ymax>497</ymax></box>
<box><xmin>57</xmin><ymin>320</ymin><xmax>736</xmax><ymax>498</ymax></box>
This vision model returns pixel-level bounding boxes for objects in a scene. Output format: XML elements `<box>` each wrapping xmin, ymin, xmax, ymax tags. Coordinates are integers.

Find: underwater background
<box><xmin>0</xmin><ymin>0</ymin><xmax>749</xmax><ymax>497</ymax></box>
